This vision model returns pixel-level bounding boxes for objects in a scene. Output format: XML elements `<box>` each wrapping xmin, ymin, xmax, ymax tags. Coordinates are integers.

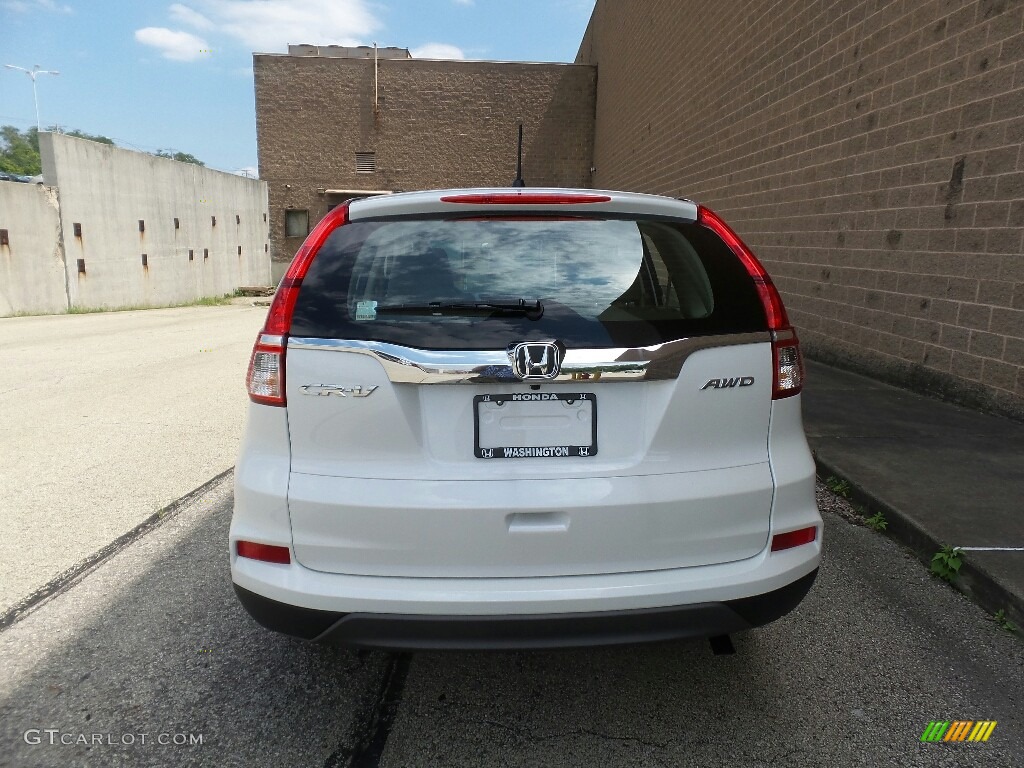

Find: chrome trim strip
<box><xmin>287</xmin><ymin>333</ymin><xmax>770</xmax><ymax>384</ymax></box>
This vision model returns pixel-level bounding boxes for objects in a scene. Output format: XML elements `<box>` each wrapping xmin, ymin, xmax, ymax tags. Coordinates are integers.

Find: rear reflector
<box><xmin>771</xmin><ymin>526</ymin><xmax>817</xmax><ymax>552</ymax></box>
<box><xmin>440</xmin><ymin>192</ymin><xmax>612</xmax><ymax>205</ymax></box>
<box><xmin>236</xmin><ymin>541</ymin><xmax>291</xmax><ymax>564</ymax></box>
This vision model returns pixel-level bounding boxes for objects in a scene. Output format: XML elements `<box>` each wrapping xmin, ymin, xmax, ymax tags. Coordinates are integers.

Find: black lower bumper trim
<box><xmin>233</xmin><ymin>584</ymin><xmax>340</xmax><ymax>640</ymax></box>
<box><xmin>234</xmin><ymin>568</ymin><xmax>818</xmax><ymax>650</ymax></box>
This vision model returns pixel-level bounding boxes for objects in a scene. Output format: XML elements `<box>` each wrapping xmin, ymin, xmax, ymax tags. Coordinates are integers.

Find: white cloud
<box><xmin>135</xmin><ymin>27</ymin><xmax>210</xmax><ymax>62</ymax></box>
<box><xmin>2</xmin><ymin>0</ymin><xmax>72</xmax><ymax>13</ymax></box>
<box><xmin>411</xmin><ymin>43</ymin><xmax>465</xmax><ymax>60</ymax></box>
<box><xmin>452</xmin><ymin>0</ymin><xmax>474</xmax><ymax>5</ymax></box>
<box><xmin>172</xmin><ymin>0</ymin><xmax>382</xmax><ymax>53</ymax></box>
<box><xmin>233</xmin><ymin>166</ymin><xmax>259</xmax><ymax>178</ymax></box>
<box><xmin>169</xmin><ymin>2</ymin><xmax>214</xmax><ymax>30</ymax></box>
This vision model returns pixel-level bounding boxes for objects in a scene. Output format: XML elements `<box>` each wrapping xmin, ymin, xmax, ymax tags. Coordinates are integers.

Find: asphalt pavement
<box><xmin>4</xmin><ymin>311</ymin><xmax>1022</xmax><ymax>765</ymax></box>
<box><xmin>1</xmin><ymin>476</ymin><xmax>1020</xmax><ymax>767</ymax></box>
<box><xmin>803</xmin><ymin>360</ymin><xmax>1024</xmax><ymax>629</ymax></box>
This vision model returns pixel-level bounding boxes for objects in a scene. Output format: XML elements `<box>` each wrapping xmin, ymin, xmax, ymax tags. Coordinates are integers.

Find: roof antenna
<box><xmin>511</xmin><ymin>123</ymin><xmax>526</xmax><ymax>187</ymax></box>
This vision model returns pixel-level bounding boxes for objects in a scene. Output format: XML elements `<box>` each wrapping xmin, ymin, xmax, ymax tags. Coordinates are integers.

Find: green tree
<box><xmin>1</xmin><ymin>125</ymin><xmax>205</xmax><ymax>174</ymax></box>
<box><xmin>0</xmin><ymin>125</ymin><xmax>41</xmax><ymax>174</ymax></box>
<box><xmin>154</xmin><ymin>149</ymin><xmax>205</xmax><ymax>166</ymax></box>
<box><xmin>63</xmin><ymin>129</ymin><xmax>115</xmax><ymax>145</ymax></box>
<box><xmin>0</xmin><ymin>126</ymin><xmax>116</xmax><ymax>175</ymax></box>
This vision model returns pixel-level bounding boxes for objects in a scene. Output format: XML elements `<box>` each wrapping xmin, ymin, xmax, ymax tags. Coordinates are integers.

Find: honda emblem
<box><xmin>509</xmin><ymin>341</ymin><xmax>563</xmax><ymax>380</ymax></box>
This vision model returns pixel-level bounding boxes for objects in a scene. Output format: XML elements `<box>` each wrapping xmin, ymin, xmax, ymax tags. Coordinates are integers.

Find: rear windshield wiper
<box><xmin>374</xmin><ymin>299</ymin><xmax>544</xmax><ymax>320</ymax></box>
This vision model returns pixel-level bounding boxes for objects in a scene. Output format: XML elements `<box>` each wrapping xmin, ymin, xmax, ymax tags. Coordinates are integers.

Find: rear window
<box><xmin>290</xmin><ymin>216</ymin><xmax>766</xmax><ymax>349</ymax></box>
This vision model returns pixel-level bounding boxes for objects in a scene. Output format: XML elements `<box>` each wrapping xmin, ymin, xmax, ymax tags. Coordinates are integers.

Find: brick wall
<box><xmin>255</xmin><ymin>55</ymin><xmax>596</xmax><ymax>280</ymax></box>
<box><xmin>579</xmin><ymin>0</ymin><xmax>1024</xmax><ymax>418</ymax></box>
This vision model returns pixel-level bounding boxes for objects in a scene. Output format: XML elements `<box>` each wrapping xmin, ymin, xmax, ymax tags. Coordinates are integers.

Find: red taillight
<box><xmin>236</xmin><ymin>540</ymin><xmax>291</xmax><ymax>564</ymax></box>
<box><xmin>697</xmin><ymin>205</ymin><xmax>789</xmax><ymax>330</ymax></box>
<box><xmin>440</xmin><ymin>192</ymin><xmax>612</xmax><ymax>205</ymax></box>
<box><xmin>264</xmin><ymin>203</ymin><xmax>350</xmax><ymax>336</ymax></box>
<box><xmin>247</xmin><ymin>203</ymin><xmax>350</xmax><ymax>406</ymax></box>
<box><xmin>697</xmin><ymin>205</ymin><xmax>803</xmax><ymax>399</ymax></box>
<box><xmin>770</xmin><ymin>526</ymin><xmax>817</xmax><ymax>552</ymax></box>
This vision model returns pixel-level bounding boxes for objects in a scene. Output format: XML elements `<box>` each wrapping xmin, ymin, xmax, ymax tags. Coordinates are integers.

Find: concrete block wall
<box><xmin>579</xmin><ymin>0</ymin><xmax>1024</xmax><ymax>418</ymax></box>
<box><xmin>40</xmin><ymin>132</ymin><xmax>271</xmax><ymax>311</ymax></box>
<box><xmin>0</xmin><ymin>182</ymin><xmax>67</xmax><ymax>316</ymax></box>
<box><xmin>255</xmin><ymin>55</ymin><xmax>596</xmax><ymax>280</ymax></box>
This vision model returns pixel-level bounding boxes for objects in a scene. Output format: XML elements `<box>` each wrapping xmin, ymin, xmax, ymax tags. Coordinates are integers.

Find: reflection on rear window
<box><xmin>292</xmin><ymin>217</ymin><xmax>766</xmax><ymax>350</ymax></box>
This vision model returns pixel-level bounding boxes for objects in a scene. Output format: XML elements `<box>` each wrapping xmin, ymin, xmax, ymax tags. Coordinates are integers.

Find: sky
<box><xmin>1</xmin><ymin>0</ymin><xmax>596</xmax><ymax>177</ymax></box>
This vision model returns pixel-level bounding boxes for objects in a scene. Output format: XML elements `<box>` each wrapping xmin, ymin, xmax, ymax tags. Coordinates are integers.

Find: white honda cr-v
<box><xmin>230</xmin><ymin>188</ymin><xmax>822</xmax><ymax>649</ymax></box>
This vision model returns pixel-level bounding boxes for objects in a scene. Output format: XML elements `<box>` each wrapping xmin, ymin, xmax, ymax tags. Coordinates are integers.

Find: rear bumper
<box><xmin>234</xmin><ymin>569</ymin><xmax>817</xmax><ymax>649</ymax></box>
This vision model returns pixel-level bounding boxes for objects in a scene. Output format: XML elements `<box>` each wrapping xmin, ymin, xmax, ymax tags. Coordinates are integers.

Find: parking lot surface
<box><xmin>0</xmin><ymin>304</ymin><xmax>266</xmax><ymax>614</ymax></box>
<box><xmin>1</xmin><ymin>476</ymin><xmax>1020</xmax><ymax>767</ymax></box>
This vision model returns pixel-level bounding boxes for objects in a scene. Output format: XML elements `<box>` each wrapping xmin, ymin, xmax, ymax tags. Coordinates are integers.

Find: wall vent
<box><xmin>356</xmin><ymin>152</ymin><xmax>377</xmax><ymax>173</ymax></box>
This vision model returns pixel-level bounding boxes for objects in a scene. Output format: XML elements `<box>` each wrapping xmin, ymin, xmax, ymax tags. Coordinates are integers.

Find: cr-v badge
<box><xmin>300</xmin><ymin>385</ymin><xmax>379</xmax><ymax>397</ymax></box>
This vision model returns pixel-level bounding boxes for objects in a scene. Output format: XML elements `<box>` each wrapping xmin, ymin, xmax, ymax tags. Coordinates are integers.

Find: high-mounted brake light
<box><xmin>697</xmin><ymin>205</ymin><xmax>804</xmax><ymax>399</ymax></box>
<box><xmin>236</xmin><ymin>540</ymin><xmax>292</xmax><ymax>564</ymax></box>
<box><xmin>440</xmin><ymin>192</ymin><xmax>612</xmax><ymax>205</ymax></box>
<box><xmin>771</xmin><ymin>526</ymin><xmax>818</xmax><ymax>552</ymax></box>
<box><xmin>246</xmin><ymin>203</ymin><xmax>351</xmax><ymax>406</ymax></box>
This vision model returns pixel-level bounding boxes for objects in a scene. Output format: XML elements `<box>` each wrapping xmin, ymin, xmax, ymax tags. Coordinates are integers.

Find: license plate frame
<box><xmin>473</xmin><ymin>392</ymin><xmax>597</xmax><ymax>459</ymax></box>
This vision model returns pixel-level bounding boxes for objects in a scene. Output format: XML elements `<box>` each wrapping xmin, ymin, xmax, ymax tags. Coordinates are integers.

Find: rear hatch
<box><xmin>281</xmin><ymin>192</ymin><xmax>781</xmax><ymax>578</ymax></box>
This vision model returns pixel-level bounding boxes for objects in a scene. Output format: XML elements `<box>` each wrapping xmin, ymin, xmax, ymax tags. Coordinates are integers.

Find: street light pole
<box><xmin>4</xmin><ymin>64</ymin><xmax>60</xmax><ymax>133</ymax></box>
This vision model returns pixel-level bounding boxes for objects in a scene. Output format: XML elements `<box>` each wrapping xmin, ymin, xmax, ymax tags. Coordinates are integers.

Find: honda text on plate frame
<box><xmin>230</xmin><ymin>188</ymin><xmax>822</xmax><ymax>650</ymax></box>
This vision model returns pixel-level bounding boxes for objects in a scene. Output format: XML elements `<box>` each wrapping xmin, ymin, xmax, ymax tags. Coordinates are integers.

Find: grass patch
<box><xmin>993</xmin><ymin>609</ymin><xmax>1018</xmax><ymax>633</ymax></box>
<box><xmin>864</xmin><ymin>510</ymin><xmax>888</xmax><ymax>532</ymax></box>
<box><xmin>930</xmin><ymin>545</ymin><xmax>963</xmax><ymax>582</ymax></box>
<box><xmin>7</xmin><ymin>293</ymin><xmax>246</xmax><ymax>318</ymax></box>
<box><xmin>825</xmin><ymin>475</ymin><xmax>852</xmax><ymax>498</ymax></box>
<box><xmin>63</xmin><ymin>293</ymin><xmax>238</xmax><ymax>314</ymax></box>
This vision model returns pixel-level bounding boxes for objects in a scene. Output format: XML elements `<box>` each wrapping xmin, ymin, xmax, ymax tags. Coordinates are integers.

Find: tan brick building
<box><xmin>254</xmin><ymin>46</ymin><xmax>596</xmax><ymax>282</ymax></box>
<box><xmin>579</xmin><ymin>0</ymin><xmax>1024</xmax><ymax>418</ymax></box>
<box><xmin>255</xmin><ymin>0</ymin><xmax>1023</xmax><ymax>417</ymax></box>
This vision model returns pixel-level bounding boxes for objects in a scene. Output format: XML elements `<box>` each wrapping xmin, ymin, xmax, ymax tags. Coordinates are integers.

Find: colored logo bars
<box><xmin>920</xmin><ymin>721</ymin><xmax>997</xmax><ymax>742</ymax></box>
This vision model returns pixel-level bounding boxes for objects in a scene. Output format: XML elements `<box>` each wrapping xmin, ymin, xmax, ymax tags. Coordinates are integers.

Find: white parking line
<box><xmin>955</xmin><ymin>547</ymin><xmax>1024</xmax><ymax>551</ymax></box>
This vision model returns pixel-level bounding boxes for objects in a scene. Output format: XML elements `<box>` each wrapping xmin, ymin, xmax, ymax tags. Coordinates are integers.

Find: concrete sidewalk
<box><xmin>0</xmin><ymin>304</ymin><xmax>266</xmax><ymax>617</ymax></box>
<box><xmin>802</xmin><ymin>360</ymin><xmax>1024</xmax><ymax>629</ymax></box>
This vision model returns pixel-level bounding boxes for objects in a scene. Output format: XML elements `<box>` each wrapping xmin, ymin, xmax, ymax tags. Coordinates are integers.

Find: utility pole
<box><xmin>4</xmin><ymin>64</ymin><xmax>60</xmax><ymax>132</ymax></box>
